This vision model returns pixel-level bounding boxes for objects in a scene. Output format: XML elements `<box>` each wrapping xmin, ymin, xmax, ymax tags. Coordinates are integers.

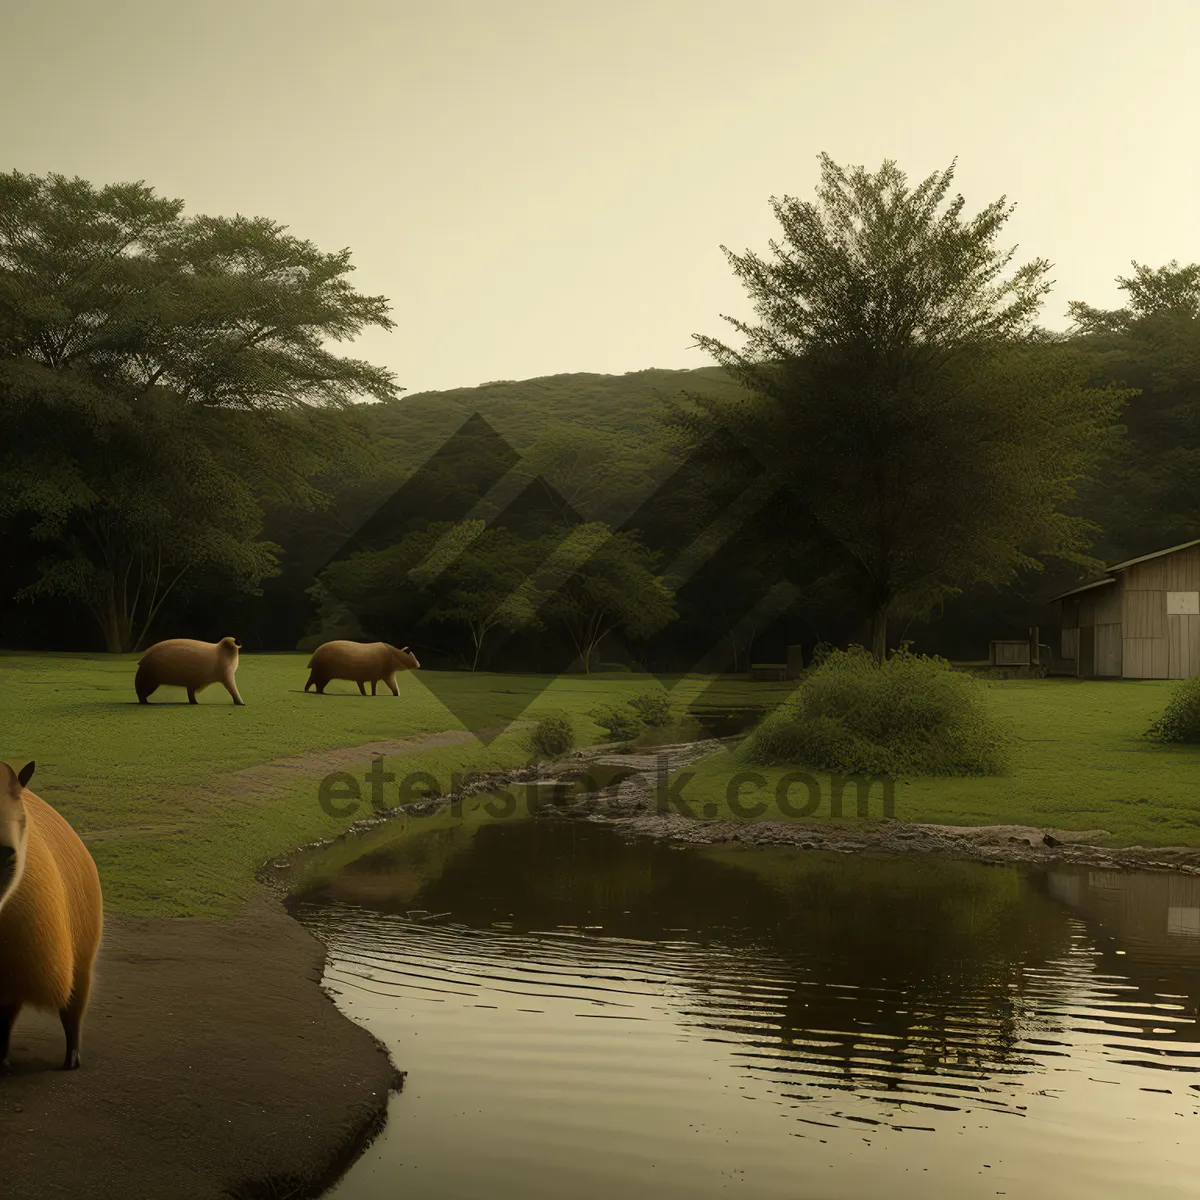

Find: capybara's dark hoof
<box><xmin>61</xmin><ymin>1051</ymin><xmax>80</xmax><ymax>1071</ymax></box>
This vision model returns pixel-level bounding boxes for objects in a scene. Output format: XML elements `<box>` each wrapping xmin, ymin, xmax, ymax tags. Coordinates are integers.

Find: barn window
<box><xmin>1166</xmin><ymin>592</ymin><xmax>1200</xmax><ymax>615</ymax></box>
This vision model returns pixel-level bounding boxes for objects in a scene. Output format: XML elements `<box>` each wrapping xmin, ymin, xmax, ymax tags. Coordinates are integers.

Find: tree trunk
<box><xmin>869</xmin><ymin>602</ymin><xmax>889</xmax><ymax>664</ymax></box>
<box><xmin>98</xmin><ymin>595</ymin><xmax>135</xmax><ymax>654</ymax></box>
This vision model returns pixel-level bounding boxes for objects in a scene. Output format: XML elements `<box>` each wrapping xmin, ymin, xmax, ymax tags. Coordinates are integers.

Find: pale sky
<box><xmin>3</xmin><ymin>0</ymin><xmax>1198</xmax><ymax>397</ymax></box>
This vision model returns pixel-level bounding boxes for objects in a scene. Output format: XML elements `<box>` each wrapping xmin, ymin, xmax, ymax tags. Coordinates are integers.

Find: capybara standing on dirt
<box><xmin>0</xmin><ymin>760</ymin><xmax>104</xmax><ymax>1071</ymax></box>
<box><xmin>305</xmin><ymin>641</ymin><xmax>420</xmax><ymax>695</ymax></box>
<box><xmin>135</xmin><ymin>637</ymin><xmax>244</xmax><ymax>705</ymax></box>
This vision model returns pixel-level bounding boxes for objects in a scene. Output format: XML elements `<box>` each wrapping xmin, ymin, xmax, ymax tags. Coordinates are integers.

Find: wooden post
<box><xmin>1029</xmin><ymin>626</ymin><xmax>1040</xmax><ymax>667</ymax></box>
<box><xmin>786</xmin><ymin>645</ymin><xmax>804</xmax><ymax>679</ymax></box>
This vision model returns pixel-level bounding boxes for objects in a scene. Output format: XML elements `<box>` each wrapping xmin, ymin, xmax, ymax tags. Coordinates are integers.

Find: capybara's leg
<box><xmin>59</xmin><ymin>974</ymin><xmax>91</xmax><ymax>1071</ymax></box>
<box><xmin>135</xmin><ymin>667</ymin><xmax>156</xmax><ymax>704</ymax></box>
<box><xmin>223</xmin><ymin>676</ymin><xmax>245</xmax><ymax>706</ymax></box>
<box><xmin>386</xmin><ymin>673</ymin><xmax>399</xmax><ymax>696</ymax></box>
<box><xmin>0</xmin><ymin>1002</ymin><xmax>22</xmax><ymax>1070</ymax></box>
<box><xmin>305</xmin><ymin>674</ymin><xmax>315</xmax><ymax>692</ymax></box>
<box><xmin>187</xmin><ymin>688</ymin><xmax>198</xmax><ymax>704</ymax></box>
<box><xmin>357</xmin><ymin>681</ymin><xmax>367</xmax><ymax>696</ymax></box>
<box><xmin>371</xmin><ymin>680</ymin><xmax>378</xmax><ymax>695</ymax></box>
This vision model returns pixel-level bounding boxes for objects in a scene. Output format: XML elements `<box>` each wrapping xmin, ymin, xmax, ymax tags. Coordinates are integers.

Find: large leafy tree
<box><xmin>671</xmin><ymin>154</ymin><xmax>1128</xmax><ymax>660</ymax></box>
<box><xmin>0</xmin><ymin>171</ymin><xmax>397</xmax><ymax>650</ymax></box>
<box><xmin>1067</xmin><ymin>261</ymin><xmax>1200</xmax><ymax>558</ymax></box>
<box><xmin>523</xmin><ymin>523</ymin><xmax>677</xmax><ymax>672</ymax></box>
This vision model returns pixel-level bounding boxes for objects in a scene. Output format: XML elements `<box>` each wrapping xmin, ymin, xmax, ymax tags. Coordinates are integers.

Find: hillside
<box><xmin>361</xmin><ymin>364</ymin><xmax>748</xmax><ymax>466</ymax></box>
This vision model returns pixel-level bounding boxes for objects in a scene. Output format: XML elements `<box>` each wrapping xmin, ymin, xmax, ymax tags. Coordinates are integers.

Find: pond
<box><xmin>286</xmin><ymin>820</ymin><xmax>1200</xmax><ymax>1200</ymax></box>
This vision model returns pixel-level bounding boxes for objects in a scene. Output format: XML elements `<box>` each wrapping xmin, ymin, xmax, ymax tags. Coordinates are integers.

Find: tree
<box><xmin>14</xmin><ymin>392</ymin><xmax>279</xmax><ymax>653</ymax></box>
<box><xmin>409</xmin><ymin>522</ymin><xmax>542</xmax><ymax>669</ymax></box>
<box><xmin>524</xmin><ymin>523</ymin><xmax>677</xmax><ymax>672</ymax></box>
<box><xmin>311</xmin><ymin>521</ymin><xmax>543</xmax><ymax>669</ymax></box>
<box><xmin>1067</xmin><ymin>261</ymin><xmax>1200</xmax><ymax>558</ymax></box>
<box><xmin>670</xmin><ymin>154</ymin><xmax>1128</xmax><ymax>661</ymax></box>
<box><xmin>0</xmin><ymin>171</ymin><xmax>397</xmax><ymax>650</ymax></box>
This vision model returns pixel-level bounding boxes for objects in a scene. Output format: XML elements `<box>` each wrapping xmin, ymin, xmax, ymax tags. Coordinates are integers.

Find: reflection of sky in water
<box><xmin>290</xmin><ymin>827</ymin><xmax>1200</xmax><ymax>1200</ymax></box>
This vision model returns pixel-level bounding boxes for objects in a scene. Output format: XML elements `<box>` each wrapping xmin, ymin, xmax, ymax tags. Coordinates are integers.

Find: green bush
<box><xmin>742</xmin><ymin>645</ymin><xmax>1009</xmax><ymax>776</ymax></box>
<box><xmin>1146</xmin><ymin>677</ymin><xmax>1200</xmax><ymax>743</ymax></box>
<box><xmin>628</xmin><ymin>691</ymin><xmax>672</xmax><ymax>727</ymax></box>
<box><xmin>589</xmin><ymin>703</ymin><xmax>644</xmax><ymax>742</ymax></box>
<box><xmin>525</xmin><ymin>712</ymin><xmax>576</xmax><ymax>759</ymax></box>
<box><xmin>809</xmin><ymin>641</ymin><xmax>838</xmax><ymax>667</ymax></box>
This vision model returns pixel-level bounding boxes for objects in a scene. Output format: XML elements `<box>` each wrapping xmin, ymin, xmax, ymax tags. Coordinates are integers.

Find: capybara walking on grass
<box><xmin>305</xmin><ymin>640</ymin><xmax>420</xmax><ymax>695</ymax></box>
<box><xmin>0</xmin><ymin>760</ymin><xmax>104</xmax><ymax>1071</ymax></box>
<box><xmin>135</xmin><ymin>637</ymin><xmax>244</xmax><ymax>705</ymax></box>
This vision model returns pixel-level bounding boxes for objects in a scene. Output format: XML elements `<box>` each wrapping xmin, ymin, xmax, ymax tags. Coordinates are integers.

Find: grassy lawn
<box><xmin>2</xmin><ymin>654</ymin><xmax>1196</xmax><ymax>918</ymax></box>
<box><xmin>0</xmin><ymin>650</ymin><xmax>730</xmax><ymax>917</ymax></box>
<box><xmin>671</xmin><ymin>677</ymin><xmax>1200</xmax><ymax>847</ymax></box>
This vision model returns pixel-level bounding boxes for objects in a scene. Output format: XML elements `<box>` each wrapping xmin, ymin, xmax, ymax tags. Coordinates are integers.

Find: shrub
<box><xmin>809</xmin><ymin>641</ymin><xmax>838</xmax><ymax>668</ymax></box>
<box><xmin>1146</xmin><ymin>677</ymin><xmax>1200</xmax><ymax>743</ymax></box>
<box><xmin>628</xmin><ymin>691</ymin><xmax>672</xmax><ymax>727</ymax></box>
<box><xmin>589</xmin><ymin>703</ymin><xmax>644</xmax><ymax>742</ymax></box>
<box><xmin>742</xmin><ymin>645</ymin><xmax>1009</xmax><ymax>776</ymax></box>
<box><xmin>525</xmin><ymin>712</ymin><xmax>576</xmax><ymax>759</ymax></box>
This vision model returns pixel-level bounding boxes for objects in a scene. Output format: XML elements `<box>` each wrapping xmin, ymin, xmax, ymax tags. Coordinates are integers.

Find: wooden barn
<box><xmin>1051</xmin><ymin>539</ymin><xmax>1200</xmax><ymax>679</ymax></box>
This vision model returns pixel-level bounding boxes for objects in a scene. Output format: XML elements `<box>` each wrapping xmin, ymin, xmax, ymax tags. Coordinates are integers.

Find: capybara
<box><xmin>135</xmin><ymin>636</ymin><xmax>244</xmax><ymax>705</ymax></box>
<box><xmin>0</xmin><ymin>760</ymin><xmax>104</xmax><ymax>1071</ymax></box>
<box><xmin>305</xmin><ymin>640</ymin><xmax>420</xmax><ymax>695</ymax></box>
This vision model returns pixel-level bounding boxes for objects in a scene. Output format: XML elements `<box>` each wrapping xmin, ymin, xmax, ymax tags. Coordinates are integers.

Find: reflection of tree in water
<box><xmin>295</xmin><ymin>821</ymin><xmax>1075</xmax><ymax>1092</ymax></box>
<box><xmin>697</xmin><ymin>848</ymin><xmax>1073</xmax><ymax>1094</ymax></box>
<box><xmin>290</xmin><ymin>822</ymin><xmax>479</xmax><ymax>913</ymax></box>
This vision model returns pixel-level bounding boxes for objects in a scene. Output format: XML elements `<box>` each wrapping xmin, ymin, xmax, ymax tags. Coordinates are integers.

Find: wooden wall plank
<box><xmin>1095</xmin><ymin>623</ymin><xmax>1122</xmax><ymax>676</ymax></box>
<box><xmin>1124</xmin><ymin>590</ymin><xmax>1168</xmax><ymax>639</ymax></box>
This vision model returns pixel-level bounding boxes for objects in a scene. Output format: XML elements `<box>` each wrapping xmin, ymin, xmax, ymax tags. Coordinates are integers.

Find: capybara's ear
<box><xmin>17</xmin><ymin>761</ymin><xmax>34</xmax><ymax>788</ymax></box>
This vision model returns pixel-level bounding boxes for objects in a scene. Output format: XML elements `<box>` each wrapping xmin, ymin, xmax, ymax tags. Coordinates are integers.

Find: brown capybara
<box><xmin>135</xmin><ymin>637</ymin><xmax>244</xmax><ymax>705</ymax></box>
<box><xmin>0</xmin><ymin>760</ymin><xmax>104</xmax><ymax>1071</ymax></box>
<box><xmin>305</xmin><ymin>640</ymin><xmax>420</xmax><ymax>696</ymax></box>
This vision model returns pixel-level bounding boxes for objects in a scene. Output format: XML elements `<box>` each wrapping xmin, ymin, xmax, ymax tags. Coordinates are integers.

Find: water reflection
<box><xmin>289</xmin><ymin>822</ymin><xmax>1200</xmax><ymax>1200</ymax></box>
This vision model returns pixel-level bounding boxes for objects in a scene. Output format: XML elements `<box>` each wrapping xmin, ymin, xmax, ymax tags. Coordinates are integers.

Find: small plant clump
<box><xmin>589</xmin><ymin>703</ymin><xmax>644</xmax><ymax>742</ymax></box>
<box><xmin>809</xmin><ymin>641</ymin><xmax>838</xmax><ymax>668</ymax></box>
<box><xmin>628</xmin><ymin>691</ymin><xmax>672</xmax><ymax>727</ymax></box>
<box><xmin>1146</xmin><ymin>676</ymin><xmax>1200</xmax><ymax>743</ymax></box>
<box><xmin>525</xmin><ymin>712</ymin><xmax>577</xmax><ymax>759</ymax></box>
<box><xmin>743</xmin><ymin>645</ymin><xmax>1010</xmax><ymax>777</ymax></box>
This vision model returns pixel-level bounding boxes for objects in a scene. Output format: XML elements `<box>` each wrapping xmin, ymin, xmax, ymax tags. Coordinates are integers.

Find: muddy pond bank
<box><xmin>0</xmin><ymin>900</ymin><xmax>401</xmax><ymax>1200</ymax></box>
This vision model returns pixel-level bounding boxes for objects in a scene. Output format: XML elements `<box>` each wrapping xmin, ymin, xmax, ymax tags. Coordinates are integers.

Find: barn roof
<box><xmin>1048</xmin><ymin>538</ymin><xmax>1200</xmax><ymax>603</ymax></box>
<box><xmin>1107</xmin><ymin>538</ymin><xmax>1200</xmax><ymax>573</ymax></box>
<box><xmin>1048</xmin><ymin>577</ymin><xmax>1117</xmax><ymax>603</ymax></box>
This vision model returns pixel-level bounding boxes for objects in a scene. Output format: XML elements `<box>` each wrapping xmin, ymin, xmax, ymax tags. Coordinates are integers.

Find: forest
<box><xmin>2</xmin><ymin>157</ymin><xmax>1198</xmax><ymax>672</ymax></box>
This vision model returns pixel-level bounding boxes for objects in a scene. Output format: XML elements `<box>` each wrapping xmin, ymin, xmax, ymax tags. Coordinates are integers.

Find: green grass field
<box><xmin>0</xmin><ymin>653</ymin><xmax>1195</xmax><ymax>918</ymax></box>
<box><xmin>676</xmin><ymin>677</ymin><xmax>1200</xmax><ymax>847</ymax></box>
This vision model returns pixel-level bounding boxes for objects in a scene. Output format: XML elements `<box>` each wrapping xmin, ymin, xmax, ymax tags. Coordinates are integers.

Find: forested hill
<box><xmin>360</xmin><ymin>364</ymin><xmax>744</xmax><ymax>463</ymax></box>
